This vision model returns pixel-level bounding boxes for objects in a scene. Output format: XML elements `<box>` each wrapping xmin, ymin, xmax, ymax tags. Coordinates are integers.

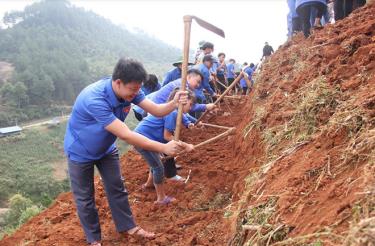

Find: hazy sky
<box><xmin>0</xmin><ymin>0</ymin><xmax>289</xmax><ymax>64</ymax></box>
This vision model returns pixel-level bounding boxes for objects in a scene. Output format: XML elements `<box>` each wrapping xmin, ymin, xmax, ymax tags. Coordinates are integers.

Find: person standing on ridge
<box><xmin>262</xmin><ymin>42</ymin><xmax>274</xmax><ymax>60</ymax></box>
<box><xmin>295</xmin><ymin>0</ymin><xmax>327</xmax><ymax>37</ymax></box>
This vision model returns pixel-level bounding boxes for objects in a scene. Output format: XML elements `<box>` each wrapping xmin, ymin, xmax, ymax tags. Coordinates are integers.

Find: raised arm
<box><xmin>137</xmin><ymin>91</ymin><xmax>188</xmax><ymax>117</ymax></box>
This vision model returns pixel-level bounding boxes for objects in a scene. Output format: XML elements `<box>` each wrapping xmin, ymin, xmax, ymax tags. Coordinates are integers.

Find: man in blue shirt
<box><xmin>64</xmin><ymin>58</ymin><xmax>191</xmax><ymax>245</ymax></box>
<box><xmin>216</xmin><ymin>52</ymin><xmax>228</xmax><ymax>93</ymax></box>
<box><xmin>226</xmin><ymin>59</ymin><xmax>236</xmax><ymax>83</ymax></box>
<box><xmin>195</xmin><ymin>55</ymin><xmax>217</xmax><ymax>103</ymax></box>
<box><xmin>133</xmin><ymin>68</ymin><xmax>216</xmax><ymax>121</ymax></box>
<box><xmin>240</xmin><ymin>63</ymin><xmax>255</xmax><ymax>95</ymax></box>
<box><xmin>162</xmin><ymin>59</ymin><xmax>194</xmax><ymax>86</ymax></box>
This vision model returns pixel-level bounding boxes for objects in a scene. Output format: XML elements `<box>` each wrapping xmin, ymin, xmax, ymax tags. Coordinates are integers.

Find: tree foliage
<box><xmin>0</xmin><ymin>0</ymin><xmax>180</xmax><ymax>126</ymax></box>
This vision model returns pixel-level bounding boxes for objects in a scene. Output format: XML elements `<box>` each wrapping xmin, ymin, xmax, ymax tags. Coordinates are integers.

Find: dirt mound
<box><xmin>1</xmin><ymin>3</ymin><xmax>375</xmax><ymax>246</ymax></box>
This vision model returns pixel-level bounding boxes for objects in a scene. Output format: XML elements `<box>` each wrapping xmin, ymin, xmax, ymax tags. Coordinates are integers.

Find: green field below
<box><xmin>0</xmin><ymin>122</ymin><xmax>69</xmax><ymax>207</ymax></box>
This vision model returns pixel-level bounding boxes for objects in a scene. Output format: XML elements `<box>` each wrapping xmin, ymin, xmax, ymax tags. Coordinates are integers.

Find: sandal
<box><xmin>168</xmin><ymin>175</ymin><xmax>186</xmax><ymax>182</ymax></box>
<box><xmin>141</xmin><ymin>183</ymin><xmax>155</xmax><ymax>191</ymax></box>
<box><xmin>90</xmin><ymin>241</ymin><xmax>101</xmax><ymax>246</ymax></box>
<box><xmin>154</xmin><ymin>196</ymin><xmax>176</xmax><ymax>205</ymax></box>
<box><xmin>128</xmin><ymin>226</ymin><xmax>156</xmax><ymax>239</ymax></box>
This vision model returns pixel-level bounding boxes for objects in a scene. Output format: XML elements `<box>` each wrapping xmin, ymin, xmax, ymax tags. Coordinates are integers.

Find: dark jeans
<box><xmin>297</xmin><ymin>2</ymin><xmax>326</xmax><ymax>37</ymax></box>
<box><xmin>292</xmin><ymin>17</ymin><xmax>302</xmax><ymax>34</ymax></box>
<box><xmin>334</xmin><ymin>0</ymin><xmax>366</xmax><ymax>21</ymax></box>
<box><xmin>217</xmin><ymin>74</ymin><xmax>227</xmax><ymax>94</ymax></box>
<box><xmin>242</xmin><ymin>87</ymin><xmax>248</xmax><ymax>95</ymax></box>
<box><xmin>68</xmin><ymin>148</ymin><xmax>136</xmax><ymax>243</ymax></box>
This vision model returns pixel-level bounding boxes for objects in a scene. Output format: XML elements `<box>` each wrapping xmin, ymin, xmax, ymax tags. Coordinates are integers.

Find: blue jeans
<box><xmin>135</xmin><ymin>147</ymin><xmax>164</xmax><ymax>184</ymax></box>
<box><xmin>68</xmin><ymin>148</ymin><xmax>136</xmax><ymax>243</ymax></box>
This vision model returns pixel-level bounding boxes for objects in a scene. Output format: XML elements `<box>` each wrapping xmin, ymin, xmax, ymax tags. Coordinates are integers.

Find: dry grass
<box><xmin>242</xmin><ymin>197</ymin><xmax>289</xmax><ymax>246</ymax></box>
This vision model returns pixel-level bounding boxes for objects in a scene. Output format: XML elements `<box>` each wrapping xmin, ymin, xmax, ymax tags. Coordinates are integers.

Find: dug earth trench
<box><xmin>1</xmin><ymin>3</ymin><xmax>375</xmax><ymax>246</ymax></box>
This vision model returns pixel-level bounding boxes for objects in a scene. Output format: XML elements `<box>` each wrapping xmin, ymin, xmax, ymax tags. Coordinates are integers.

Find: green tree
<box><xmin>3</xmin><ymin>194</ymin><xmax>33</xmax><ymax>228</ymax></box>
<box><xmin>0</xmin><ymin>82</ymin><xmax>28</xmax><ymax>108</ymax></box>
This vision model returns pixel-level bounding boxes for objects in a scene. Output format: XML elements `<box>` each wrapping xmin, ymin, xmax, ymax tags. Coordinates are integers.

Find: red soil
<box><xmin>1</xmin><ymin>3</ymin><xmax>374</xmax><ymax>246</ymax></box>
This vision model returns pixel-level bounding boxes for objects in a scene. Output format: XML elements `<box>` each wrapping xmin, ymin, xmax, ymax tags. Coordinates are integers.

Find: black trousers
<box><xmin>334</xmin><ymin>0</ymin><xmax>366</xmax><ymax>21</ymax></box>
<box><xmin>297</xmin><ymin>2</ymin><xmax>326</xmax><ymax>37</ymax></box>
<box><xmin>217</xmin><ymin>74</ymin><xmax>227</xmax><ymax>94</ymax></box>
<box><xmin>163</xmin><ymin>157</ymin><xmax>177</xmax><ymax>178</ymax></box>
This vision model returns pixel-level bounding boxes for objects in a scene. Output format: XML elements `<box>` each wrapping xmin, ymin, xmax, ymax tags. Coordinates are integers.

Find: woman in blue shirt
<box><xmin>134</xmin><ymin>89</ymin><xmax>196</xmax><ymax>205</ymax></box>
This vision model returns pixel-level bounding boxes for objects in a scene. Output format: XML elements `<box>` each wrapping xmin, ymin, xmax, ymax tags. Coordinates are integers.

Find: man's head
<box><xmin>112</xmin><ymin>58</ymin><xmax>148</xmax><ymax>101</ymax></box>
<box><xmin>201</xmin><ymin>42</ymin><xmax>214</xmax><ymax>55</ymax></box>
<box><xmin>168</xmin><ymin>88</ymin><xmax>196</xmax><ymax>113</ymax></box>
<box><xmin>265</xmin><ymin>42</ymin><xmax>269</xmax><ymax>46</ymax></box>
<box><xmin>186</xmin><ymin>68</ymin><xmax>203</xmax><ymax>89</ymax></box>
<box><xmin>198</xmin><ymin>40</ymin><xmax>206</xmax><ymax>49</ymax></box>
<box><xmin>250</xmin><ymin>63</ymin><xmax>255</xmax><ymax>68</ymax></box>
<box><xmin>218</xmin><ymin>52</ymin><xmax>226</xmax><ymax>62</ymax></box>
<box><xmin>229</xmin><ymin>58</ymin><xmax>236</xmax><ymax>64</ymax></box>
<box><xmin>203</xmin><ymin>54</ymin><xmax>214</xmax><ymax>69</ymax></box>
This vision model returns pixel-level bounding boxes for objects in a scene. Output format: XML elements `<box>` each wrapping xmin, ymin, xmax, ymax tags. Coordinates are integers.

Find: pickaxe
<box><xmin>174</xmin><ymin>15</ymin><xmax>225</xmax><ymax>141</ymax></box>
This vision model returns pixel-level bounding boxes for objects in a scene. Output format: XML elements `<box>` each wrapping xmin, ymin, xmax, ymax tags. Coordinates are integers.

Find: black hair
<box><xmin>250</xmin><ymin>63</ymin><xmax>255</xmax><ymax>68</ymax></box>
<box><xmin>243</xmin><ymin>62</ymin><xmax>248</xmax><ymax>66</ymax></box>
<box><xmin>218</xmin><ymin>52</ymin><xmax>225</xmax><ymax>58</ymax></box>
<box><xmin>143</xmin><ymin>74</ymin><xmax>159</xmax><ymax>91</ymax></box>
<box><xmin>187</xmin><ymin>68</ymin><xmax>204</xmax><ymax>82</ymax></box>
<box><xmin>112</xmin><ymin>58</ymin><xmax>148</xmax><ymax>84</ymax></box>
<box><xmin>167</xmin><ymin>88</ymin><xmax>196</xmax><ymax>104</ymax></box>
<box><xmin>229</xmin><ymin>58</ymin><xmax>236</xmax><ymax>63</ymax></box>
<box><xmin>203</xmin><ymin>54</ymin><xmax>214</xmax><ymax>63</ymax></box>
<box><xmin>202</xmin><ymin>42</ymin><xmax>214</xmax><ymax>50</ymax></box>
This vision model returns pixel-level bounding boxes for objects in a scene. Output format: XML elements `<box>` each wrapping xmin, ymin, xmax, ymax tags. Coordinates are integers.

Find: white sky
<box><xmin>0</xmin><ymin>0</ymin><xmax>289</xmax><ymax>64</ymax></box>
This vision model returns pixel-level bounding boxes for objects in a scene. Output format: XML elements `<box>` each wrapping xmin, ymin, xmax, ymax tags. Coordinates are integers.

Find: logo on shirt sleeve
<box><xmin>123</xmin><ymin>106</ymin><xmax>131</xmax><ymax>113</ymax></box>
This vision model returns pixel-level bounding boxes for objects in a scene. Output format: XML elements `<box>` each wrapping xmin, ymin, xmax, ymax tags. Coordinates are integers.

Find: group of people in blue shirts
<box><xmin>287</xmin><ymin>0</ymin><xmax>367</xmax><ymax>38</ymax></box>
<box><xmin>63</xmin><ymin>36</ymin><xmax>262</xmax><ymax>244</ymax></box>
<box><xmin>63</xmin><ymin>41</ymin><xmax>257</xmax><ymax>244</ymax></box>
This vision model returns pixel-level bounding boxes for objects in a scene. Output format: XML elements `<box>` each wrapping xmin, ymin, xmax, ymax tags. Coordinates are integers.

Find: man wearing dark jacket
<box><xmin>262</xmin><ymin>42</ymin><xmax>274</xmax><ymax>59</ymax></box>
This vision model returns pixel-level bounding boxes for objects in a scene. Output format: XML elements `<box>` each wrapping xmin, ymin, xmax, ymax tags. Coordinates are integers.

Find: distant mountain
<box><xmin>0</xmin><ymin>0</ymin><xmax>181</xmax><ymax>126</ymax></box>
<box><xmin>0</xmin><ymin>0</ymin><xmax>181</xmax><ymax>101</ymax></box>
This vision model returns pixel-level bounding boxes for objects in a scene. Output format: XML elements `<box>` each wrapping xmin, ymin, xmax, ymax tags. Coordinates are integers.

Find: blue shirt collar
<box><xmin>104</xmin><ymin>77</ymin><xmax>125</xmax><ymax>108</ymax></box>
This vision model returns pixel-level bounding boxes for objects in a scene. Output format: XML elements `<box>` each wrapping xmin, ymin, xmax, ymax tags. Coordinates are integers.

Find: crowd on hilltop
<box><xmin>287</xmin><ymin>0</ymin><xmax>368</xmax><ymax>37</ymax></box>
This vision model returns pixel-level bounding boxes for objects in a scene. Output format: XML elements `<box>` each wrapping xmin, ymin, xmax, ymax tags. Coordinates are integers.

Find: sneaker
<box><xmin>168</xmin><ymin>175</ymin><xmax>186</xmax><ymax>182</ymax></box>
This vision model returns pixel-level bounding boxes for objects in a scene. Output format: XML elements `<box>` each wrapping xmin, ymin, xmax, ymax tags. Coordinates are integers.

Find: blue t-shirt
<box><xmin>162</xmin><ymin>67</ymin><xmax>181</xmax><ymax>86</ymax></box>
<box><xmin>64</xmin><ymin>77</ymin><xmax>145</xmax><ymax>162</ymax></box>
<box><xmin>227</xmin><ymin>63</ymin><xmax>235</xmax><ymax>79</ymax></box>
<box><xmin>196</xmin><ymin>63</ymin><xmax>215</xmax><ymax>100</ymax></box>
<box><xmin>135</xmin><ymin>110</ymin><xmax>185</xmax><ymax>143</ymax></box>
<box><xmin>240</xmin><ymin>67</ymin><xmax>254</xmax><ymax>88</ymax></box>
<box><xmin>141</xmin><ymin>83</ymin><xmax>161</xmax><ymax>96</ymax></box>
<box><xmin>133</xmin><ymin>78</ymin><xmax>206</xmax><ymax>116</ymax></box>
<box><xmin>216</xmin><ymin>62</ymin><xmax>226</xmax><ymax>76</ymax></box>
